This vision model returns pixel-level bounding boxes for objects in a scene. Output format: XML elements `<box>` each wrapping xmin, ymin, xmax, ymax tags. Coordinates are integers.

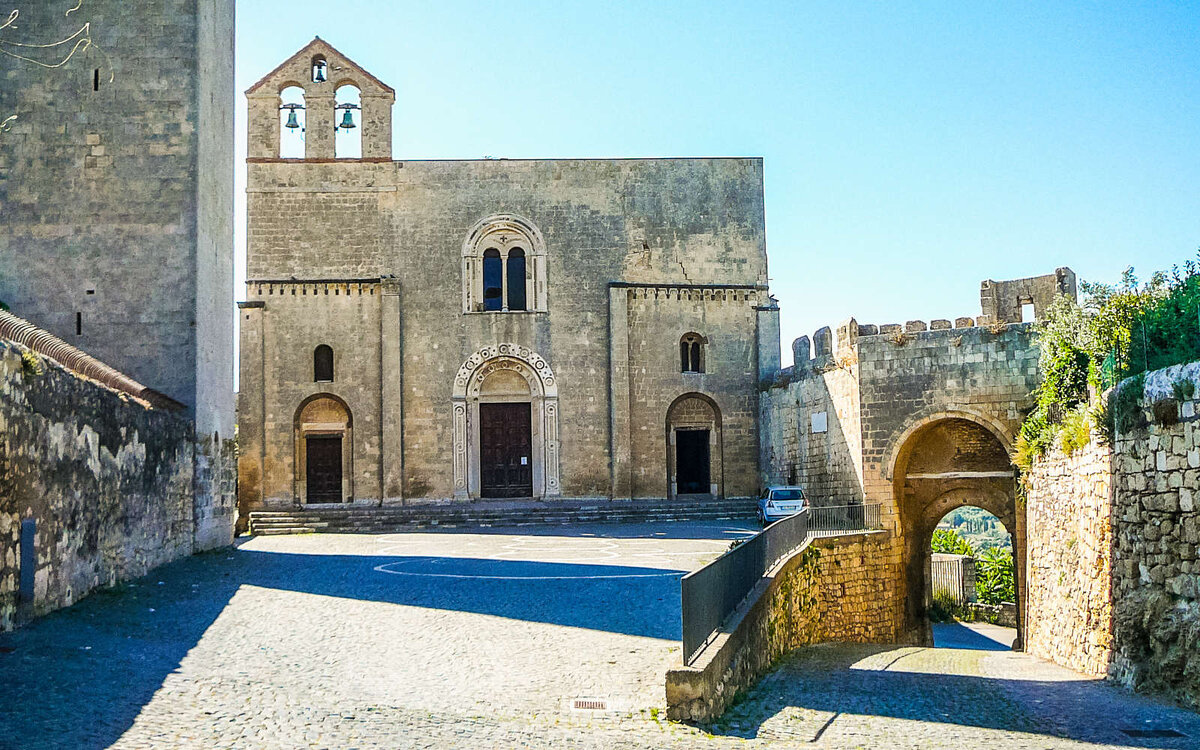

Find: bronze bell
<box><xmin>338</xmin><ymin>108</ymin><xmax>356</xmax><ymax>130</ymax></box>
<box><xmin>284</xmin><ymin>107</ymin><xmax>301</xmax><ymax>130</ymax></box>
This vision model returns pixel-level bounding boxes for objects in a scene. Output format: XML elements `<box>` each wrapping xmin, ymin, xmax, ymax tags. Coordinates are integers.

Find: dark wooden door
<box><xmin>306</xmin><ymin>435</ymin><xmax>343</xmax><ymax>503</ymax></box>
<box><xmin>480</xmin><ymin>403</ymin><xmax>533</xmax><ymax>498</ymax></box>
<box><xmin>675</xmin><ymin>429</ymin><xmax>711</xmax><ymax>495</ymax></box>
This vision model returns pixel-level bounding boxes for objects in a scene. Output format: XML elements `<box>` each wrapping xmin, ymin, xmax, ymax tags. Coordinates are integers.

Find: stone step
<box><xmin>248</xmin><ymin>499</ymin><xmax>755</xmax><ymax>536</ymax></box>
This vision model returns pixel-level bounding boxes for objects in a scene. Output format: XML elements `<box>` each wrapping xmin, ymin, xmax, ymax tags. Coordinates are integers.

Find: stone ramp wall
<box><xmin>1025</xmin><ymin>441</ymin><xmax>1115</xmax><ymax>676</ymax></box>
<box><xmin>1026</xmin><ymin>362</ymin><xmax>1200</xmax><ymax>708</ymax></box>
<box><xmin>0</xmin><ymin>342</ymin><xmax>232</xmax><ymax>630</ymax></box>
<box><xmin>666</xmin><ymin>531</ymin><xmax>903</xmax><ymax>722</ymax></box>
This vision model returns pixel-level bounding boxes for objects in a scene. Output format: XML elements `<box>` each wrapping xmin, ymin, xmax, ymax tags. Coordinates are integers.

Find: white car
<box><xmin>757</xmin><ymin>486</ymin><xmax>807</xmax><ymax>526</ymax></box>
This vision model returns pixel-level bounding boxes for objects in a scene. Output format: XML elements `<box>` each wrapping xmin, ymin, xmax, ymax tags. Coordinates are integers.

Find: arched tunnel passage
<box><xmin>891</xmin><ymin>415</ymin><xmax>1024</xmax><ymax>649</ymax></box>
<box><xmin>928</xmin><ymin>505</ymin><xmax>1018</xmax><ymax>650</ymax></box>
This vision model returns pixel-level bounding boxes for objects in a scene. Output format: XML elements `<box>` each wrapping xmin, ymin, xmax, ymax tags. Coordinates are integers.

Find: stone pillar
<box><xmin>361</xmin><ymin>93</ymin><xmax>394</xmax><ymax>159</ymax></box>
<box><xmin>380</xmin><ymin>278</ymin><xmax>403</xmax><ymax>505</ymax></box>
<box><xmin>236</xmin><ymin>301</ymin><xmax>266</xmax><ymax>528</ymax></box>
<box><xmin>609</xmin><ymin>286</ymin><xmax>632</xmax><ymax>500</ymax></box>
<box><xmin>246</xmin><ymin>92</ymin><xmax>279</xmax><ymax>159</ymax></box>
<box><xmin>755</xmin><ymin>297</ymin><xmax>781</xmax><ymax>382</ymax></box>
<box><xmin>305</xmin><ymin>93</ymin><xmax>335</xmax><ymax>159</ymax></box>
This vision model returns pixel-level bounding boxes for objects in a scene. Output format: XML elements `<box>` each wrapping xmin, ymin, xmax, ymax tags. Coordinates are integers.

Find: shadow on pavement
<box><xmin>0</xmin><ymin>543</ymin><xmax>692</xmax><ymax>749</ymax></box>
<box><xmin>932</xmin><ymin>621</ymin><xmax>1014</xmax><ymax>651</ymax></box>
<box><xmin>705</xmin><ymin>643</ymin><xmax>1199</xmax><ymax>749</ymax></box>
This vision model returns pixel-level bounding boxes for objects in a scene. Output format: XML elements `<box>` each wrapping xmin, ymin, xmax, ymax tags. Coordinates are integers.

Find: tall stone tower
<box><xmin>0</xmin><ymin>0</ymin><xmax>235</xmax><ymax>440</ymax></box>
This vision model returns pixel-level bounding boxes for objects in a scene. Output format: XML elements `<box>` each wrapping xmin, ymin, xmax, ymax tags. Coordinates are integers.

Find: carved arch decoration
<box><xmin>452</xmin><ymin>344</ymin><xmax>560</xmax><ymax>499</ymax></box>
<box><xmin>461</xmin><ymin>214</ymin><xmax>548</xmax><ymax>314</ymax></box>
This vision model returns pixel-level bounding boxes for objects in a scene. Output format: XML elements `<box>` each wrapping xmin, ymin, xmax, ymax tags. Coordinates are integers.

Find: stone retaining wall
<box><xmin>1025</xmin><ymin>440</ymin><xmax>1114</xmax><ymax>677</ymax></box>
<box><xmin>665</xmin><ymin>531</ymin><xmax>902</xmax><ymax>722</ymax></box>
<box><xmin>0</xmin><ymin>342</ymin><xmax>232</xmax><ymax>630</ymax></box>
<box><xmin>1025</xmin><ymin>362</ymin><xmax>1200</xmax><ymax>708</ymax></box>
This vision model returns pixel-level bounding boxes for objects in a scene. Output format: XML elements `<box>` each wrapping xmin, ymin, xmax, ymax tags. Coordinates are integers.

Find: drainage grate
<box><xmin>572</xmin><ymin>698</ymin><xmax>608</xmax><ymax>711</ymax></box>
<box><xmin>1120</xmin><ymin>728</ymin><xmax>1187</xmax><ymax>739</ymax></box>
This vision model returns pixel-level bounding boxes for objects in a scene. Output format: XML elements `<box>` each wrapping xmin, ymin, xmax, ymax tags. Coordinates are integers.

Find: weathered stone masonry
<box><xmin>239</xmin><ymin>40</ymin><xmax>774</xmax><ymax>511</ymax></box>
<box><xmin>1026</xmin><ymin>362</ymin><xmax>1200</xmax><ymax>708</ymax></box>
<box><xmin>0</xmin><ymin>336</ymin><xmax>233</xmax><ymax>631</ymax></box>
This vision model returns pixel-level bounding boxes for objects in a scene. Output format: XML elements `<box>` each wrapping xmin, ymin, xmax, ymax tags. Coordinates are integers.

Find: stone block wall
<box><xmin>1025</xmin><ymin>362</ymin><xmax>1200</xmax><ymax>708</ymax></box>
<box><xmin>243</xmin><ymin>155</ymin><xmax>769</xmax><ymax>505</ymax></box>
<box><xmin>0</xmin><ymin>0</ymin><xmax>235</xmax><ymax>440</ymax></box>
<box><xmin>1025</xmin><ymin>440</ymin><xmax>1114</xmax><ymax>677</ymax></box>
<box><xmin>759</xmin><ymin>345</ymin><xmax>863</xmax><ymax>506</ymax></box>
<box><xmin>666</xmin><ymin>531</ymin><xmax>903</xmax><ymax>722</ymax></box>
<box><xmin>0</xmin><ymin>341</ymin><xmax>225</xmax><ymax>630</ymax></box>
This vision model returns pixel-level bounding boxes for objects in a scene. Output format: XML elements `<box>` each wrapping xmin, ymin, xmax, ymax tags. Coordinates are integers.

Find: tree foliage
<box><xmin>975</xmin><ymin>548</ymin><xmax>1016</xmax><ymax>605</ymax></box>
<box><xmin>931</xmin><ymin>528</ymin><xmax>973</xmax><ymax>556</ymax></box>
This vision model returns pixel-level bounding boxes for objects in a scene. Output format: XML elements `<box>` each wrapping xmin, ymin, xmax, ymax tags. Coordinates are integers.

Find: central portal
<box><xmin>675</xmin><ymin>429</ymin><xmax>711</xmax><ymax>495</ymax></box>
<box><xmin>480</xmin><ymin>402</ymin><xmax>533</xmax><ymax>498</ymax></box>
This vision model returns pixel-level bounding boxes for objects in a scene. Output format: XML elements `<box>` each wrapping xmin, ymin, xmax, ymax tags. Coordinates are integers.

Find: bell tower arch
<box><xmin>245</xmin><ymin>37</ymin><xmax>395</xmax><ymax>160</ymax></box>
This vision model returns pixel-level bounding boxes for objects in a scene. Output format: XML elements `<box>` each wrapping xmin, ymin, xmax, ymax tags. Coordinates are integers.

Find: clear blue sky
<box><xmin>234</xmin><ymin>1</ymin><xmax>1200</xmax><ymax>357</ymax></box>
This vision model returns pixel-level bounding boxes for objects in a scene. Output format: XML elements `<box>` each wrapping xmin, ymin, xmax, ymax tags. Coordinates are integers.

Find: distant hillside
<box><xmin>936</xmin><ymin>506</ymin><xmax>1012</xmax><ymax>553</ymax></box>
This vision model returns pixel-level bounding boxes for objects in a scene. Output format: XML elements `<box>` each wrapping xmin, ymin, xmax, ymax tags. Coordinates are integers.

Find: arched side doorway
<box><xmin>667</xmin><ymin>393</ymin><xmax>723</xmax><ymax>499</ymax></box>
<box><xmin>293</xmin><ymin>394</ymin><xmax>353</xmax><ymax>505</ymax></box>
<box><xmin>890</xmin><ymin>414</ymin><xmax>1023</xmax><ymax>648</ymax></box>
<box><xmin>452</xmin><ymin>344</ymin><xmax>560</xmax><ymax>500</ymax></box>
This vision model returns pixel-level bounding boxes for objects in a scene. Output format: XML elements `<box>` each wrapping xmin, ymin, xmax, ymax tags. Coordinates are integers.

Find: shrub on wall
<box><xmin>1017</xmin><ymin>252</ymin><xmax>1200</xmax><ymax>467</ymax></box>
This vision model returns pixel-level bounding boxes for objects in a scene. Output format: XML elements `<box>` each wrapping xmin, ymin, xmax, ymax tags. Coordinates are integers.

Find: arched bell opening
<box><xmin>334</xmin><ymin>84</ymin><xmax>362</xmax><ymax>159</ymax></box>
<box><xmin>279</xmin><ymin>85</ymin><xmax>306</xmax><ymax>158</ymax></box>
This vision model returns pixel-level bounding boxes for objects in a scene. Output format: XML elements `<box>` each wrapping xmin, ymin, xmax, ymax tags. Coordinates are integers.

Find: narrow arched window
<box><xmin>482</xmin><ymin>249</ymin><xmax>503</xmax><ymax>311</ymax></box>
<box><xmin>311</xmin><ymin>56</ymin><xmax>328</xmax><ymax>83</ymax></box>
<box><xmin>680</xmin><ymin>333</ymin><xmax>706</xmax><ymax>373</ymax></box>
<box><xmin>314</xmin><ymin>345</ymin><xmax>334</xmax><ymax>382</ymax></box>
<box><xmin>507</xmin><ymin>248</ymin><xmax>526</xmax><ymax>311</ymax></box>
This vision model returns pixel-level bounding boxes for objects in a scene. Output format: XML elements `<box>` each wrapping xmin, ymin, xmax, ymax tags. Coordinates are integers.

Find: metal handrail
<box><xmin>680</xmin><ymin>502</ymin><xmax>882</xmax><ymax>664</ymax></box>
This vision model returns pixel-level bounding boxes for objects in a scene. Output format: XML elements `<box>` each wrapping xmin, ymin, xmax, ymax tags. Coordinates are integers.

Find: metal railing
<box><xmin>808</xmin><ymin>502</ymin><xmax>882</xmax><ymax>537</ymax></box>
<box><xmin>680</xmin><ymin>503</ymin><xmax>882</xmax><ymax>664</ymax></box>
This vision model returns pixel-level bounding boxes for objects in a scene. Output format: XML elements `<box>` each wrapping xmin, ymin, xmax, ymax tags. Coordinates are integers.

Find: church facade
<box><xmin>237</xmin><ymin>40</ymin><xmax>780</xmax><ymax>514</ymax></box>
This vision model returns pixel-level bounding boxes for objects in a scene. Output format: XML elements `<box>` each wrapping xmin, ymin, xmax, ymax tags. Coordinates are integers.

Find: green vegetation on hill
<box><xmin>936</xmin><ymin>507</ymin><xmax>1011</xmax><ymax>554</ymax></box>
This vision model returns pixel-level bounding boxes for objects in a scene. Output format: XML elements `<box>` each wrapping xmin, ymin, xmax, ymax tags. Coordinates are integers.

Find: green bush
<box><xmin>976</xmin><ymin>548</ymin><xmax>1016</xmax><ymax>605</ymax></box>
<box><xmin>1018</xmin><ymin>252</ymin><xmax>1200</xmax><ymax>467</ymax></box>
<box><xmin>1056</xmin><ymin>405</ymin><xmax>1092</xmax><ymax>455</ymax></box>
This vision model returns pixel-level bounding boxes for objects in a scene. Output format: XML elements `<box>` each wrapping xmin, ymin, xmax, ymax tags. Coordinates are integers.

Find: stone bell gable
<box><xmin>246</xmin><ymin>37</ymin><xmax>395</xmax><ymax>160</ymax></box>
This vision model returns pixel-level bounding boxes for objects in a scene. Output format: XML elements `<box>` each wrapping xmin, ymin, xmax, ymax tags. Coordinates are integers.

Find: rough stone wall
<box><xmin>0</xmin><ymin>0</ymin><xmax>235</xmax><ymax>438</ymax></box>
<box><xmin>1025</xmin><ymin>440</ymin><xmax>1114</xmax><ymax>677</ymax></box>
<box><xmin>1024</xmin><ymin>362</ymin><xmax>1200</xmax><ymax>708</ymax></box>
<box><xmin>666</xmin><ymin>531</ymin><xmax>903</xmax><ymax>722</ymax></box>
<box><xmin>1109</xmin><ymin>365</ymin><xmax>1200</xmax><ymax>707</ymax></box>
<box><xmin>192</xmin><ymin>431</ymin><xmax>237</xmax><ymax>551</ymax></box>
<box><xmin>979</xmin><ymin>267</ymin><xmax>1077</xmax><ymax>324</ymax></box>
<box><xmin>243</xmin><ymin>156</ymin><xmax>768</xmax><ymax>504</ymax></box>
<box><xmin>0</xmin><ymin>342</ymin><xmax>200</xmax><ymax>630</ymax></box>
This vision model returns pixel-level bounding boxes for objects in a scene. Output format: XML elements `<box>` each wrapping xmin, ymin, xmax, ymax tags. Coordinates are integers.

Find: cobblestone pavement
<box><xmin>2</xmin><ymin>523</ymin><xmax>1199</xmax><ymax>749</ymax></box>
